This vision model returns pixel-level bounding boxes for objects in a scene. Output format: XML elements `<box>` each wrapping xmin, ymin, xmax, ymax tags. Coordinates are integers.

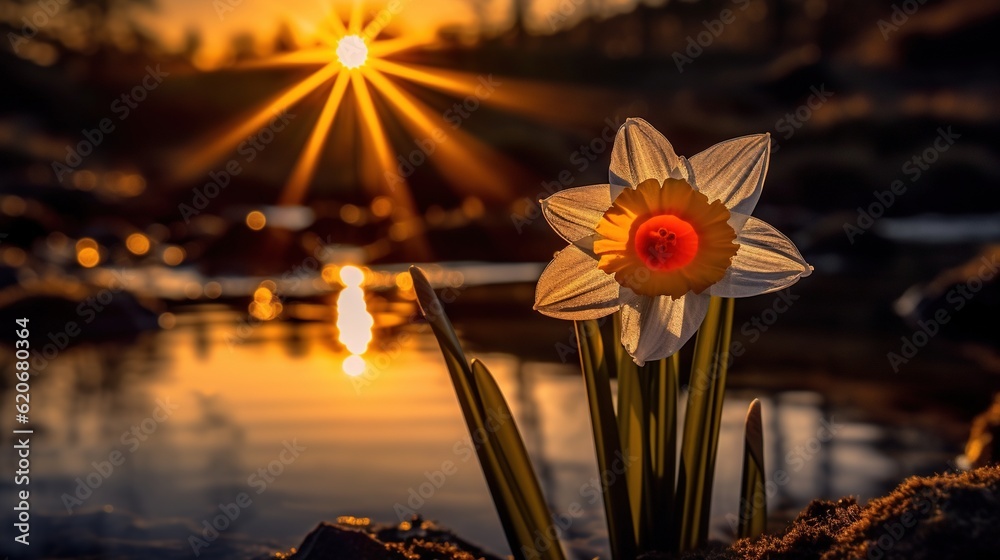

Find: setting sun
<box><xmin>173</xmin><ymin>0</ymin><xmax>530</xmax><ymax>261</ymax></box>
<box><xmin>336</xmin><ymin>35</ymin><xmax>368</xmax><ymax>69</ymax></box>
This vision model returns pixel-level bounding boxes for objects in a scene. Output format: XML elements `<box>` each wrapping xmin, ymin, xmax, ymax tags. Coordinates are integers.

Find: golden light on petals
<box><xmin>594</xmin><ymin>178</ymin><xmax>738</xmax><ymax>298</ymax></box>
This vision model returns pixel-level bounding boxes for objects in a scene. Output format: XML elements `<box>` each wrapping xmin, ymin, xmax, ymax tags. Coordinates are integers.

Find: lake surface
<box><xmin>0</xmin><ymin>278</ymin><xmax>962</xmax><ymax>559</ymax></box>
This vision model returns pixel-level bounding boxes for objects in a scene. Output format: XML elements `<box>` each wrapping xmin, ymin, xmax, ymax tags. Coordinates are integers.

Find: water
<box><xmin>0</xmin><ymin>293</ymin><xmax>959</xmax><ymax>559</ymax></box>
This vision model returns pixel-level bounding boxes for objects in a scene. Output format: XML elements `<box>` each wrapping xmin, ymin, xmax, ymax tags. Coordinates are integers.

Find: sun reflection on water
<box><xmin>337</xmin><ymin>265</ymin><xmax>374</xmax><ymax>376</ymax></box>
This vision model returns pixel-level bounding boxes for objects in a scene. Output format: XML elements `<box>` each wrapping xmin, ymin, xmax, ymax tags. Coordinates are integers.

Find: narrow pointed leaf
<box><xmin>738</xmin><ymin>399</ymin><xmax>767</xmax><ymax>540</ymax></box>
<box><xmin>698</xmin><ymin>297</ymin><xmax>735</xmax><ymax>540</ymax></box>
<box><xmin>410</xmin><ymin>267</ymin><xmax>566</xmax><ymax>560</ymax></box>
<box><xmin>676</xmin><ymin>296</ymin><xmax>727</xmax><ymax>551</ymax></box>
<box><xmin>614</xmin><ymin>313</ymin><xmax>645</xmax><ymax>547</ymax></box>
<box><xmin>576</xmin><ymin>320</ymin><xmax>637</xmax><ymax>560</ymax></box>
<box><xmin>637</xmin><ymin>365</ymin><xmax>655</xmax><ymax>551</ymax></box>
<box><xmin>472</xmin><ymin>359</ymin><xmax>567</xmax><ymax>558</ymax></box>
<box><xmin>647</xmin><ymin>354</ymin><xmax>678</xmax><ymax>552</ymax></box>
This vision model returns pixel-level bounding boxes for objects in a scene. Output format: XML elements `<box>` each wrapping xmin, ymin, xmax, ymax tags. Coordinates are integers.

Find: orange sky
<box><xmin>136</xmin><ymin>0</ymin><xmax>643</xmax><ymax>65</ymax></box>
<box><xmin>139</xmin><ymin>0</ymin><xmax>493</xmax><ymax>64</ymax></box>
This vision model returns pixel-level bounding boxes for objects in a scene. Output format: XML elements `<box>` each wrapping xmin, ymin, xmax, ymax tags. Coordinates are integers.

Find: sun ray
<box><xmin>287</xmin><ymin>3</ymin><xmax>348</xmax><ymax>49</ymax></box>
<box><xmin>362</xmin><ymin>67</ymin><xmax>510</xmax><ymax>199</ymax></box>
<box><xmin>350</xmin><ymin>72</ymin><xmax>398</xmax><ymax>197</ymax></box>
<box><xmin>371</xmin><ymin>59</ymin><xmax>620</xmax><ymax>127</ymax></box>
<box><xmin>320</xmin><ymin>3</ymin><xmax>349</xmax><ymax>43</ymax></box>
<box><xmin>279</xmin><ymin>71</ymin><xmax>351</xmax><ymax>206</ymax></box>
<box><xmin>351</xmin><ymin>72</ymin><xmax>430</xmax><ymax>258</ymax></box>
<box><xmin>314</xmin><ymin>26</ymin><xmax>344</xmax><ymax>49</ymax></box>
<box><xmin>233</xmin><ymin>48</ymin><xmax>337</xmax><ymax>70</ymax></box>
<box><xmin>173</xmin><ymin>1</ymin><xmax>577</xmax><ymax>262</ymax></box>
<box><xmin>174</xmin><ymin>63</ymin><xmax>341</xmax><ymax>181</ymax></box>
<box><xmin>347</xmin><ymin>0</ymin><xmax>365</xmax><ymax>34</ymax></box>
<box><xmin>367</xmin><ymin>35</ymin><xmax>430</xmax><ymax>59</ymax></box>
<box><xmin>368</xmin><ymin>59</ymin><xmax>468</xmax><ymax>94</ymax></box>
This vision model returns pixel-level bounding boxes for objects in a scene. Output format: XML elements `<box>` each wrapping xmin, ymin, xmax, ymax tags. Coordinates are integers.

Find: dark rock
<box><xmin>288</xmin><ymin>516</ymin><xmax>505</xmax><ymax>560</ymax></box>
<box><xmin>291</xmin><ymin>524</ymin><xmax>411</xmax><ymax>560</ymax></box>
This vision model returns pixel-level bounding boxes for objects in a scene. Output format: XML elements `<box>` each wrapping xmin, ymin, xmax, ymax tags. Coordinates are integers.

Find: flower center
<box><xmin>592</xmin><ymin>178</ymin><xmax>739</xmax><ymax>298</ymax></box>
<box><xmin>634</xmin><ymin>215</ymin><xmax>698</xmax><ymax>271</ymax></box>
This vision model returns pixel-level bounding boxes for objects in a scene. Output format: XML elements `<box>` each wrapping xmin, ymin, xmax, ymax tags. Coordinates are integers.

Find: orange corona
<box><xmin>594</xmin><ymin>178</ymin><xmax>739</xmax><ymax>298</ymax></box>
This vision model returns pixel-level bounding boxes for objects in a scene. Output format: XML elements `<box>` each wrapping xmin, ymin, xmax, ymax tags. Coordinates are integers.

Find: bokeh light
<box><xmin>76</xmin><ymin>237</ymin><xmax>100</xmax><ymax>268</ymax></box>
<box><xmin>370</xmin><ymin>196</ymin><xmax>392</xmax><ymax>218</ymax></box>
<box><xmin>340</xmin><ymin>204</ymin><xmax>362</xmax><ymax>225</ymax></box>
<box><xmin>157</xmin><ymin>312</ymin><xmax>176</xmax><ymax>329</ymax></box>
<box><xmin>162</xmin><ymin>246</ymin><xmax>185</xmax><ymax>266</ymax></box>
<box><xmin>204</xmin><ymin>281</ymin><xmax>223</xmax><ymax>299</ymax></box>
<box><xmin>75</xmin><ymin>237</ymin><xmax>98</xmax><ymax>251</ymax></box>
<box><xmin>322</xmin><ymin>264</ymin><xmax>341</xmax><ymax>284</ymax></box>
<box><xmin>184</xmin><ymin>283</ymin><xmax>203</xmax><ymax>299</ymax></box>
<box><xmin>254</xmin><ymin>286</ymin><xmax>274</xmax><ymax>303</ymax></box>
<box><xmin>462</xmin><ymin>196</ymin><xmax>485</xmax><ymax>219</ymax></box>
<box><xmin>1</xmin><ymin>195</ymin><xmax>26</xmax><ymax>216</ymax></box>
<box><xmin>2</xmin><ymin>247</ymin><xmax>27</xmax><ymax>267</ymax></box>
<box><xmin>246</xmin><ymin>210</ymin><xmax>267</xmax><ymax>230</ymax></box>
<box><xmin>250</xmin><ymin>281</ymin><xmax>283</xmax><ymax>321</ymax></box>
<box><xmin>126</xmin><ymin>233</ymin><xmax>151</xmax><ymax>255</ymax></box>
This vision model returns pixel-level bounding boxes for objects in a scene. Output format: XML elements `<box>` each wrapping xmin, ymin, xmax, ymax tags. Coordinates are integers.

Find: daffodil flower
<box><xmin>534</xmin><ymin>118</ymin><xmax>812</xmax><ymax>365</ymax></box>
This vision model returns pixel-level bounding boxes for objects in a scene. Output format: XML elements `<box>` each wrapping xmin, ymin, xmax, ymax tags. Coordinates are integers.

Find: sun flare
<box><xmin>177</xmin><ymin>1</ymin><xmax>591</xmax><ymax>261</ymax></box>
<box><xmin>336</xmin><ymin>35</ymin><xmax>368</xmax><ymax>69</ymax></box>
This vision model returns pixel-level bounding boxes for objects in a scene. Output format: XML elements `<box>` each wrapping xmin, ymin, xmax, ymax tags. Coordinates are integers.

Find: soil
<box><xmin>286</xmin><ymin>465</ymin><xmax>1000</xmax><ymax>560</ymax></box>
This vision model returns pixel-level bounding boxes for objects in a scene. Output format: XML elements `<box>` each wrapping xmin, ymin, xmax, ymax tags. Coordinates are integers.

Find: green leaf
<box><xmin>410</xmin><ymin>266</ymin><xmax>566</xmax><ymax>560</ymax></box>
<box><xmin>614</xmin><ymin>313</ymin><xmax>644</xmax><ymax>547</ymax></box>
<box><xmin>472</xmin><ymin>359</ymin><xmax>566</xmax><ymax>557</ymax></box>
<box><xmin>646</xmin><ymin>354</ymin><xmax>678</xmax><ymax>552</ymax></box>
<box><xmin>699</xmin><ymin>297</ymin><xmax>735</xmax><ymax>539</ymax></box>
<box><xmin>675</xmin><ymin>296</ymin><xmax>734</xmax><ymax>551</ymax></box>
<box><xmin>614</xmin><ymin>316</ymin><xmax>680</xmax><ymax>554</ymax></box>
<box><xmin>576</xmin><ymin>320</ymin><xmax>637</xmax><ymax>560</ymax></box>
<box><xmin>738</xmin><ymin>398</ymin><xmax>767</xmax><ymax>540</ymax></box>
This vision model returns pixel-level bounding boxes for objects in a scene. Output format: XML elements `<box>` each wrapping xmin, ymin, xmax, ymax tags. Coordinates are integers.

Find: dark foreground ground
<box><xmin>286</xmin><ymin>465</ymin><xmax>1000</xmax><ymax>560</ymax></box>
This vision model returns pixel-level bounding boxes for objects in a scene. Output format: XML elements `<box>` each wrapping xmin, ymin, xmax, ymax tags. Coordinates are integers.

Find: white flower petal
<box><xmin>619</xmin><ymin>292</ymin><xmax>710</xmax><ymax>365</ymax></box>
<box><xmin>535</xmin><ymin>245</ymin><xmax>621</xmax><ymax>319</ymax></box>
<box><xmin>708</xmin><ymin>217</ymin><xmax>813</xmax><ymax>298</ymax></box>
<box><xmin>609</xmin><ymin>118</ymin><xmax>688</xmax><ymax>190</ymax></box>
<box><xmin>541</xmin><ymin>184</ymin><xmax>612</xmax><ymax>244</ymax></box>
<box><xmin>688</xmin><ymin>133</ymin><xmax>770</xmax><ymax>232</ymax></box>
